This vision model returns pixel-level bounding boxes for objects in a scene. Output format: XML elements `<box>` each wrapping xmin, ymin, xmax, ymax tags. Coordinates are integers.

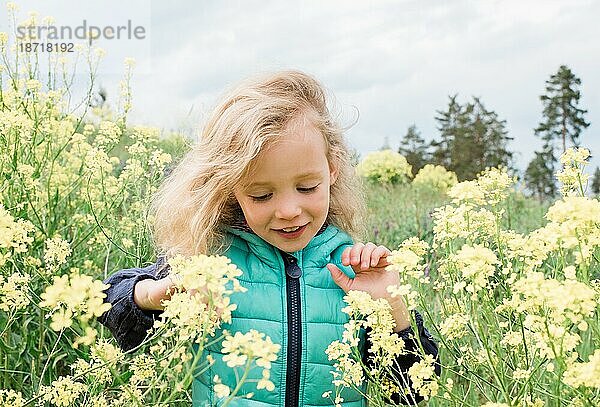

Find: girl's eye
<box><xmin>298</xmin><ymin>184</ymin><xmax>319</xmax><ymax>193</ymax></box>
<box><xmin>250</xmin><ymin>193</ymin><xmax>272</xmax><ymax>202</ymax></box>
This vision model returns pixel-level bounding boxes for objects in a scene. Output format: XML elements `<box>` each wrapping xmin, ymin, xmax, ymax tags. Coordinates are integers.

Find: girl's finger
<box><xmin>360</xmin><ymin>242</ymin><xmax>377</xmax><ymax>270</ymax></box>
<box><xmin>341</xmin><ymin>246</ymin><xmax>353</xmax><ymax>266</ymax></box>
<box><xmin>346</xmin><ymin>243</ymin><xmax>365</xmax><ymax>267</ymax></box>
<box><xmin>371</xmin><ymin>245</ymin><xmax>392</xmax><ymax>267</ymax></box>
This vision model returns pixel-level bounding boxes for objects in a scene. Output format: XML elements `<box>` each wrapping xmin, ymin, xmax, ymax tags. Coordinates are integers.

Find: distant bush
<box><xmin>356</xmin><ymin>150</ymin><xmax>412</xmax><ymax>184</ymax></box>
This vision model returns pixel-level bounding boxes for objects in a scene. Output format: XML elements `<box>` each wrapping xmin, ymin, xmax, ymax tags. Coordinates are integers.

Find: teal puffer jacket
<box><xmin>192</xmin><ymin>224</ymin><xmax>367</xmax><ymax>406</ymax></box>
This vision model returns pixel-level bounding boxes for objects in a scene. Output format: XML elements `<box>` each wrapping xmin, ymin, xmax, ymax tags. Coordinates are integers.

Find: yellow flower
<box><xmin>0</xmin><ymin>272</ymin><xmax>31</xmax><ymax>311</ymax></box>
<box><xmin>213</xmin><ymin>375</ymin><xmax>231</xmax><ymax>398</ymax></box>
<box><xmin>563</xmin><ymin>349</ymin><xmax>600</xmax><ymax>389</ymax></box>
<box><xmin>387</xmin><ymin>237</ymin><xmax>429</xmax><ymax>280</ymax></box>
<box><xmin>40</xmin><ymin>272</ymin><xmax>111</xmax><ymax>331</ymax></box>
<box><xmin>73</xmin><ymin>327</ymin><xmax>98</xmax><ymax>348</ymax></box>
<box><xmin>451</xmin><ymin>244</ymin><xmax>499</xmax><ymax>294</ymax></box>
<box><xmin>257</xmin><ymin>369</ymin><xmax>275</xmax><ymax>391</ymax></box>
<box><xmin>50</xmin><ymin>308</ymin><xmax>73</xmax><ymax>331</ymax></box>
<box><xmin>44</xmin><ymin>236</ymin><xmax>72</xmax><ymax>266</ymax></box>
<box><xmin>439</xmin><ymin>313</ymin><xmax>469</xmax><ymax>340</ymax></box>
<box><xmin>40</xmin><ymin>376</ymin><xmax>86</xmax><ymax>407</ymax></box>
<box><xmin>476</xmin><ymin>166</ymin><xmax>515</xmax><ymax>205</ymax></box>
<box><xmin>158</xmin><ymin>254</ymin><xmax>248</xmax><ymax>342</ymax></box>
<box><xmin>448</xmin><ymin>180</ymin><xmax>485</xmax><ymax>206</ymax></box>
<box><xmin>130</xmin><ymin>354</ymin><xmax>156</xmax><ymax>384</ymax></box>
<box><xmin>0</xmin><ymin>204</ymin><xmax>35</xmax><ymax>254</ymax></box>
<box><xmin>407</xmin><ymin>354</ymin><xmax>439</xmax><ymax>400</ymax></box>
<box><xmin>0</xmin><ymin>389</ymin><xmax>25</xmax><ymax>407</ymax></box>
<box><xmin>556</xmin><ymin>147</ymin><xmax>591</xmax><ymax>197</ymax></box>
<box><xmin>221</xmin><ymin>329</ymin><xmax>280</xmax><ymax>370</ymax></box>
<box><xmin>512</xmin><ymin>368</ymin><xmax>531</xmax><ymax>380</ymax></box>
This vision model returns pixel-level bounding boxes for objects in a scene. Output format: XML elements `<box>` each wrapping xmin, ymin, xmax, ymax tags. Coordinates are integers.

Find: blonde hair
<box><xmin>149</xmin><ymin>70</ymin><xmax>367</xmax><ymax>257</ymax></box>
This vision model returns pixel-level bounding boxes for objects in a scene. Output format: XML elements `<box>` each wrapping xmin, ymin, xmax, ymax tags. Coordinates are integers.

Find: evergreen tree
<box><xmin>431</xmin><ymin>95</ymin><xmax>460</xmax><ymax>170</ymax></box>
<box><xmin>398</xmin><ymin>124</ymin><xmax>429</xmax><ymax>176</ymax></box>
<box><xmin>592</xmin><ymin>166</ymin><xmax>600</xmax><ymax>196</ymax></box>
<box><xmin>535</xmin><ymin>65</ymin><xmax>590</xmax><ymax>154</ymax></box>
<box><xmin>431</xmin><ymin>95</ymin><xmax>513</xmax><ymax>181</ymax></box>
<box><xmin>524</xmin><ymin>148</ymin><xmax>557</xmax><ymax>201</ymax></box>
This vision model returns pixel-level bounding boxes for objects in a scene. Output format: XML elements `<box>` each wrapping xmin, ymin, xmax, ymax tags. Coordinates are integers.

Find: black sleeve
<box><xmin>97</xmin><ymin>256</ymin><xmax>171</xmax><ymax>352</ymax></box>
<box><xmin>362</xmin><ymin>310</ymin><xmax>441</xmax><ymax>406</ymax></box>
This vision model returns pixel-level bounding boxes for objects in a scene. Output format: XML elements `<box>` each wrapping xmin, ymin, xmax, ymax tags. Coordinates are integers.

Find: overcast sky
<box><xmin>3</xmin><ymin>0</ymin><xmax>600</xmax><ymax>175</ymax></box>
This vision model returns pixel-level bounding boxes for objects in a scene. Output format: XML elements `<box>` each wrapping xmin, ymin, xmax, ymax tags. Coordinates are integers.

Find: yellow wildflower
<box><xmin>407</xmin><ymin>354</ymin><xmax>439</xmax><ymax>400</ymax></box>
<box><xmin>0</xmin><ymin>272</ymin><xmax>31</xmax><ymax>311</ymax></box>
<box><xmin>44</xmin><ymin>236</ymin><xmax>72</xmax><ymax>266</ymax></box>
<box><xmin>447</xmin><ymin>180</ymin><xmax>486</xmax><ymax>206</ymax></box>
<box><xmin>40</xmin><ymin>272</ymin><xmax>111</xmax><ymax>330</ymax></box>
<box><xmin>451</xmin><ymin>244</ymin><xmax>499</xmax><ymax>294</ymax></box>
<box><xmin>213</xmin><ymin>375</ymin><xmax>231</xmax><ymax>398</ymax></box>
<box><xmin>0</xmin><ymin>389</ymin><xmax>25</xmax><ymax>407</ymax></box>
<box><xmin>40</xmin><ymin>376</ymin><xmax>86</xmax><ymax>406</ymax></box>
<box><xmin>439</xmin><ymin>313</ymin><xmax>469</xmax><ymax>340</ymax></box>
<box><xmin>563</xmin><ymin>349</ymin><xmax>600</xmax><ymax>389</ymax></box>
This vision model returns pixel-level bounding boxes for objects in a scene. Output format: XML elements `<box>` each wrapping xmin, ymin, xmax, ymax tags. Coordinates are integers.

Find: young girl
<box><xmin>99</xmin><ymin>70</ymin><xmax>440</xmax><ymax>406</ymax></box>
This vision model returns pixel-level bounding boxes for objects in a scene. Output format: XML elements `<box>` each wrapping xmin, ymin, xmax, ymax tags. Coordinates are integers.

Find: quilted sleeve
<box><xmin>362</xmin><ymin>309</ymin><xmax>441</xmax><ymax>405</ymax></box>
<box><xmin>97</xmin><ymin>257</ymin><xmax>170</xmax><ymax>352</ymax></box>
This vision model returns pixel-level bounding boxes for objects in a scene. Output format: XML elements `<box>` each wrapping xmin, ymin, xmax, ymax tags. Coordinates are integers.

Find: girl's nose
<box><xmin>275</xmin><ymin>199</ymin><xmax>302</xmax><ymax>220</ymax></box>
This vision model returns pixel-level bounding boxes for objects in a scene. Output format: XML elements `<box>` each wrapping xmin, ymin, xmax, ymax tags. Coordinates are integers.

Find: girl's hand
<box><xmin>326</xmin><ymin>242</ymin><xmax>411</xmax><ymax>332</ymax></box>
<box><xmin>133</xmin><ymin>276</ymin><xmax>177</xmax><ymax>311</ymax></box>
<box><xmin>133</xmin><ymin>276</ymin><xmax>226</xmax><ymax>318</ymax></box>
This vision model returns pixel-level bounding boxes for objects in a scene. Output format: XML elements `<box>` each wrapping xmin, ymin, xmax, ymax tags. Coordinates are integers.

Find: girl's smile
<box><xmin>233</xmin><ymin>113</ymin><xmax>338</xmax><ymax>253</ymax></box>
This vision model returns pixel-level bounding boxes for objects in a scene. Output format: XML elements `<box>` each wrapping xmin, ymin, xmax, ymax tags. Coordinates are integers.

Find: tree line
<box><xmin>392</xmin><ymin>65</ymin><xmax>596</xmax><ymax>199</ymax></box>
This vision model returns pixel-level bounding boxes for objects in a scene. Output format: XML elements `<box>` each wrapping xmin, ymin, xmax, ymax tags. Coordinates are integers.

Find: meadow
<box><xmin>1</xmin><ymin>7</ymin><xmax>600</xmax><ymax>406</ymax></box>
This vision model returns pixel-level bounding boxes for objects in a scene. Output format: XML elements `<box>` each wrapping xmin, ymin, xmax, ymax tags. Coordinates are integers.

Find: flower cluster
<box><xmin>39</xmin><ymin>376</ymin><xmax>86</xmax><ymax>407</ymax></box>
<box><xmin>430</xmin><ymin>168</ymin><xmax>517</xmax><ymax>250</ymax></box>
<box><xmin>407</xmin><ymin>354</ymin><xmax>439</xmax><ymax>400</ymax></box>
<box><xmin>44</xmin><ymin>236</ymin><xmax>72</xmax><ymax>268</ymax></box>
<box><xmin>0</xmin><ymin>204</ymin><xmax>35</xmax><ymax>266</ymax></box>
<box><xmin>156</xmin><ymin>254</ymin><xmax>247</xmax><ymax>342</ymax></box>
<box><xmin>556</xmin><ymin>147</ymin><xmax>590</xmax><ymax>197</ymax></box>
<box><xmin>562</xmin><ymin>349</ymin><xmax>600</xmax><ymax>389</ymax></box>
<box><xmin>0</xmin><ymin>389</ymin><xmax>25</xmax><ymax>407</ymax></box>
<box><xmin>0</xmin><ymin>272</ymin><xmax>30</xmax><ymax>311</ymax></box>
<box><xmin>220</xmin><ymin>329</ymin><xmax>281</xmax><ymax>392</ymax></box>
<box><xmin>326</xmin><ymin>290</ymin><xmax>407</xmax><ymax>404</ymax></box>
<box><xmin>39</xmin><ymin>272</ymin><xmax>111</xmax><ymax>334</ymax></box>
<box><xmin>356</xmin><ymin>150</ymin><xmax>412</xmax><ymax>184</ymax></box>
<box><xmin>386</xmin><ymin>237</ymin><xmax>430</xmax><ymax>281</ymax></box>
<box><xmin>450</xmin><ymin>244</ymin><xmax>499</xmax><ymax>296</ymax></box>
<box><xmin>412</xmin><ymin>164</ymin><xmax>458</xmax><ymax>192</ymax></box>
<box><xmin>496</xmin><ymin>271</ymin><xmax>597</xmax><ymax>359</ymax></box>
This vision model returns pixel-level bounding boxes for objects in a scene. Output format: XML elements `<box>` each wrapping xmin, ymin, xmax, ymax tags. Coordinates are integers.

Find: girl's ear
<box><xmin>329</xmin><ymin>163</ymin><xmax>339</xmax><ymax>185</ymax></box>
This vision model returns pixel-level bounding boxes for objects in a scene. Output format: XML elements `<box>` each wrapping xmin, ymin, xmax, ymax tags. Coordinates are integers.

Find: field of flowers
<box><xmin>1</xmin><ymin>5</ymin><xmax>600</xmax><ymax>406</ymax></box>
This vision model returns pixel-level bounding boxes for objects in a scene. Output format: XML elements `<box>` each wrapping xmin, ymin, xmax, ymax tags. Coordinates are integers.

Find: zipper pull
<box><xmin>283</xmin><ymin>253</ymin><xmax>302</xmax><ymax>279</ymax></box>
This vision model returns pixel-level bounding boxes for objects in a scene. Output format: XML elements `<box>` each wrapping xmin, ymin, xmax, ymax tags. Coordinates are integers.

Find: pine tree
<box><xmin>524</xmin><ymin>148</ymin><xmax>557</xmax><ymax>200</ymax></box>
<box><xmin>535</xmin><ymin>65</ymin><xmax>590</xmax><ymax>154</ymax></box>
<box><xmin>398</xmin><ymin>125</ymin><xmax>429</xmax><ymax>176</ymax></box>
<box><xmin>431</xmin><ymin>95</ymin><xmax>513</xmax><ymax>181</ymax></box>
<box><xmin>431</xmin><ymin>95</ymin><xmax>460</xmax><ymax>170</ymax></box>
<box><xmin>591</xmin><ymin>166</ymin><xmax>600</xmax><ymax>196</ymax></box>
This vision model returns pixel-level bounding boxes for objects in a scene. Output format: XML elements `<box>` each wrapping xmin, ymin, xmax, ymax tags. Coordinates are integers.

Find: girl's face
<box><xmin>233</xmin><ymin>117</ymin><xmax>338</xmax><ymax>253</ymax></box>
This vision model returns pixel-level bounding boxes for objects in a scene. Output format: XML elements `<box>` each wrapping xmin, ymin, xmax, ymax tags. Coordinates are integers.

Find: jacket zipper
<box><xmin>282</xmin><ymin>252</ymin><xmax>302</xmax><ymax>407</ymax></box>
